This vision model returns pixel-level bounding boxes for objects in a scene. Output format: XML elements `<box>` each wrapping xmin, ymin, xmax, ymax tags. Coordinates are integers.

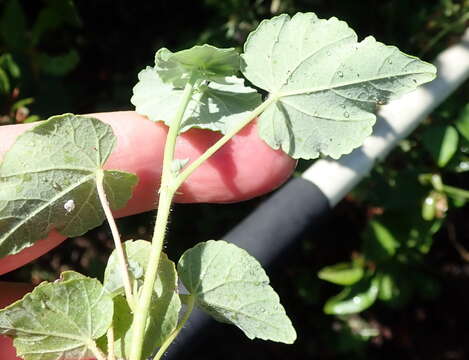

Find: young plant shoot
<box><xmin>0</xmin><ymin>12</ymin><xmax>436</xmax><ymax>360</ymax></box>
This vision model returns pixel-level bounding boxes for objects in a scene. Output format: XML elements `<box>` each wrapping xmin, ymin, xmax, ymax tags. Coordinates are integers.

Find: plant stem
<box><xmin>107</xmin><ymin>327</ymin><xmax>116</xmax><ymax>360</ymax></box>
<box><xmin>96</xmin><ymin>169</ymin><xmax>134</xmax><ymax>310</ymax></box>
<box><xmin>88</xmin><ymin>341</ymin><xmax>107</xmax><ymax>360</ymax></box>
<box><xmin>152</xmin><ymin>295</ymin><xmax>195</xmax><ymax>360</ymax></box>
<box><xmin>443</xmin><ymin>184</ymin><xmax>469</xmax><ymax>200</ymax></box>
<box><xmin>129</xmin><ymin>76</ymin><xmax>197</xmax><ymax>360</ymax></box>
<box><xmin>174</xmin><ymin>95</ymin><xmax>276</xmax><ymax>189</ymax></box>
<box><xmin>130</xmin><ymin>89</ymin><xmax>274</xmax><ymax>360</ymax></box>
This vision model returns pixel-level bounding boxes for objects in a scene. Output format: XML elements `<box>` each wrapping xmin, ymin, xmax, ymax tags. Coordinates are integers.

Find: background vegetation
<box><xmin>1</xmin><ymin>0</ymin><xmax>468</xmax><ymax>359</ymax></box>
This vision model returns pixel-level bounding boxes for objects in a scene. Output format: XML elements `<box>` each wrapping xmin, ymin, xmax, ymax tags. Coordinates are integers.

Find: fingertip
<box><xmin>174</xmin><ymin>122</ymin><xmax>296</xmax><ymax>203</ymax></box>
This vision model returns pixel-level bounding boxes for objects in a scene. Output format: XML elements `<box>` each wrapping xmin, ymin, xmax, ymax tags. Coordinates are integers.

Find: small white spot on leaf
<box><xmin>64</xmin><ymin>199</ymin><xmax>75</xmax><ymax>213</ymax></box>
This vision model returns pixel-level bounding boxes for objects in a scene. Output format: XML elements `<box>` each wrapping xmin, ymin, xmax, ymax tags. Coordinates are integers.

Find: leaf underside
<box><xmin>0</xmin><ymin>114</ymin><xmax>138</xmax><ymax>258</ymax></box>
<box><xmin>155</xmin><ymin>44</ymin><xmax>241</xmax><ymax>88</ymax></box>
<box><xmin>131</xmin><ymin>72</ymin><xmax>261</xmax><ymax>134</ymax></box>
<box><xmin>241</xmin><ymin>12</ymin><xmax>437</xmax><ymax>159</ymax></box>
<box><xmin>178</xmin><ymin>240</ymin><xmax>296</xmax><ymax>344</ymax></box>
<box><xmin>0</xmin><ymin>273</ymin><xmax>113</xmax><ymax>360</ymax></box>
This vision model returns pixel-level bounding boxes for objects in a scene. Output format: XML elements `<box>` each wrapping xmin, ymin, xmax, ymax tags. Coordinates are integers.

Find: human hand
<box><xmin>0</xmin><ymin>111</ymin><xmax>295</xmax><ymax>359</ymax></box>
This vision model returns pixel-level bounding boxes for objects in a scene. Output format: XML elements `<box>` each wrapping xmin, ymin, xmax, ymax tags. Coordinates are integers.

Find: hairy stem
<box><xmin>107</xmin><ymin>327</ymin><xmax>116</xmax><ymax>360</ymax></box>
<box><xmin>153</xmin><ymin>295</ymin><xmax>195</xmax><ymax>360</ymax></box>
<box><xmin>130</xmin><ymin>88</ymin><xmax>274</xmax><ymax>360</ymax></box>
<box><xmin>96</xmin><ymin>169</ymin><xmax>134</xmax><ymax>310</ymax></box>
<box><xmin>174</xmin><ymin>95</ymin><xmax>277</xmax><ymax>189</ymax></box>
<box><xmin>129</xmin><ymin>75</ymin><xmax>198</xmax><ymax>360</ymax></box>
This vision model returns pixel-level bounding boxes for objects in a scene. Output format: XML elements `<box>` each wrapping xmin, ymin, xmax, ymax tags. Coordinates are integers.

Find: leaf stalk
<box><xmin>174</xmin><ymin>95</ymin><xmax>276</xmax><ymax>189</ymax></box>
<box><xmin>96</xmin><ymin>169</ymin><xmax>135</xmax><ymax>310</ymax></box>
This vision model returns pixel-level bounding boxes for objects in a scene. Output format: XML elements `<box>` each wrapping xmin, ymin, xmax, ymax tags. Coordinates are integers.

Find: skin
<box><xmin>0</xmin><ymin>111</ymin><xmax>296</xmax><ymax>359</ymax></box>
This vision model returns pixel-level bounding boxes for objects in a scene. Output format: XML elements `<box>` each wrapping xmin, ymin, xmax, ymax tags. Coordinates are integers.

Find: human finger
<box><xmin>0</xmin><ymin>111</ymin><xmax>295</xmax><ymax>275</ymax></box>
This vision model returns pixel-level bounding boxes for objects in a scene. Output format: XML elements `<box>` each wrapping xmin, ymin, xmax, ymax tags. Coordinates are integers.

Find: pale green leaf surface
<box><xmin>155</xmin><ymin>45</ymin><xmax>240</xmax><ymax>87</ymax></box>
<box><xmin>131</xmin><ymin>70</ymin><xmax>261</xmax><ymax>134</ymax></box>
<box><xmin>103</xmin><ymin>240</ymin><xmax>181</xmax><ymax>358</ymax></box>
<box><xmin>241</xmin><ymin>12</ymin><xmax>437</xmax><ymax>159</ymax></box>
<box><xmin>178</xmin><ymin>240</ymin><xmax>296</xmax><ymax>344</ymax></box>
<box><xmin>60</xmin><ymin>270</ymin><xmax>87</xmax><ymax>282</ymax></box>
<box><xmin>0</xmin><ymin>114</ymin><xmax>138</xmax><ymax>258</ymax></box>
<box><xmin>318</xmin><ymin>262</ymin><xmax>364</xmax><ymax>285</ymax></box>
<box><xmin>104</xmin><ymin>240</ymin><xmax>149</xmax><ymax>296</ymax></box>
<box><xmin>0</xmin><ymin>273</ymin><xmax>113</xmax><ymax>360</ymax></box>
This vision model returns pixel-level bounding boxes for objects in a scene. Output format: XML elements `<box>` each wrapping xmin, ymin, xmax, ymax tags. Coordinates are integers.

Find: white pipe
<box><xmin>303</xmin><ymin>29</ymin><xmax>469</xmax><ymax>207</ymax></box>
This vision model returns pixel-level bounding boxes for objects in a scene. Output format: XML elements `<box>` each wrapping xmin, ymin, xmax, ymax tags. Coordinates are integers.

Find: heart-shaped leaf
<box><xmin>178</xmin><ymin>240</ymin><xmax>296</xmax><ymax>344</ymax></box>
<box><xmin>0</xmin><ymin>114</ymin><xmax>138</xmax><ymax>258</ymax></box>
<box><xmin>241</xmin><ymin>12</ymin><xmax>436</xmax><ymax>159</ymax></box>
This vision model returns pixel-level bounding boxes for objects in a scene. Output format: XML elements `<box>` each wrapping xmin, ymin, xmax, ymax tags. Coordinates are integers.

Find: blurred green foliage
<box><xmin>0</xmin><ymin>0</ymin><xmax>81</xmax><ymax>123</ymax></box>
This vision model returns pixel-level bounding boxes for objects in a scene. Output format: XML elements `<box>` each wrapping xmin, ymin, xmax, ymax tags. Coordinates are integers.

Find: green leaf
<box><xmin>362</xmin><ymin>219</ymin><xmax>400</xmax><ymax>262</ymax></box>
<box><xmin>60</xmin><ymin>270</ymin><xmax>87</xmax><ymax>281</ymax></box>
<box><xmin>443</xmin><ymin>184</ymin><xmax>469</xmax><ymax>204</ymax></box>
<box><xmin>103</xmin><ymin>240</ymin><xmax>181</xmax><ymax>358</ymax></box>
<box><xmin>318</xmin><ymin>262</ymin><xmax>364</xmax><ymax>285</ymax></box>
<box><xmin>178</xmin><ymin>240</ymin><xmax>296</xmax><ymax>344</ymax></box>
<box><xmin>104</xmin><ymin>240</ymin><xmax>147</xmax><ymax>297</ymax></box>
<box><xmin>0</xmin><ymin>272</ymin><xmax>113</xmax><ymax>360</ymax></box>
<box><xmin>0</xmin><ymin>53</ymin><xmax>20</xmax><ymax>78</ymax></box>
<box><xmin>377</xmin><ymin>268</ymin><xmax>412</xmax><ymax>308</ymax></box>
<box><xmin>455</xmin><ymin>103</ymin><xmax>469</xmax><ymax>142</ymax></box>
<box><xmin>38</xmin><ymin>50</ymin><xmax>80</xmax><ymax>76</ymax></box>
<box><xmin>155</xmin><ymin>45</ymin><xmax>240</xmax><ymax>87</ymax></box>
<box><xmin>0</xmin><ymin>114</ymin><xmax>138</xmax><ymax>258</ymax></box>
<box><xmin>0</xmin><ymin>67</ymin><xmax>10</xmax><ymax>94</ymax></box>
<box><xmin>422</xmin><ymin>125</ymin><xmax>459</xmax><ymax>167</ymax></box>
<box><xmin>323</xmin><ymin>276</ymin><xmax>379</xmax><ymax>315</ymax></box>
<box><xmin>11</xmin><ymin>97</ymin><xmax>34</xmax><ymax>113</ymax></box>
<box><xmin>241</xmin><ymin>12</ymin><xmax>436</xmax><ymax>159</ymax></box>
<box><xmin>364</xmin><ymin>213</ymin><xmax>441</xmax><ymax>256</ymax></box>
<box><xmin>131</xmin><ymin>70</ymin><xmax>261</xmax><ymax>134</ymax></box>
